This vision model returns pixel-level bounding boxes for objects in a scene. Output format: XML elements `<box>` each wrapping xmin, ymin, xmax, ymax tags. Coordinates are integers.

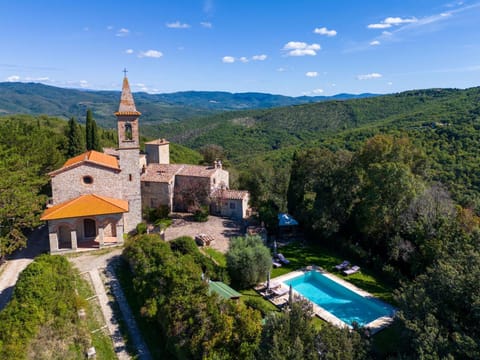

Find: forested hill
<box><xmin>146</xmin><ymin>86</ymin><xmax>480</xmax><ymax>209</ymax></box>
<box><xmin>147</xmin><ymin>86</ymin><xmax>480</xmax><ymax>159</ymax></box>
<box><xmin>0</xmin><ymin>82</ymin><xmax>375</xmax><ymax>127</ymax></box>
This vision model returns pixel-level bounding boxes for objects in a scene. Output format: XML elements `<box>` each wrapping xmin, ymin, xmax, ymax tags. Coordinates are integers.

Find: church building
<box><xmin>41</xmin><ymin>75</ymin><xmax>249</xmax><ymax>253</ymax></box>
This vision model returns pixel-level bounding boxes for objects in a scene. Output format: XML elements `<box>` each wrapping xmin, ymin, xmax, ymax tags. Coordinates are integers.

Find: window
<box><xmin>83</xmin><ymin>175</ymin><xmax>93</xmax><ymax>184</ymax></box>
<box><xmin>124</xmin><ymin>122</ymin><xmax>133</xmax><ymax>140</ymax></box>
<box><xmin>229</xmin><ymin>202</ymin><xmax>236</xmax><ymax>209</ymax></box>
<box><xmin>144</xmin><ymin>182</ymin><xmax>150</xmax><ymax>187</ymax></box>
<box><xmin>129</xmin><ymin>174</ymin><xmax>132</xmax><ymax>181</ymax></box>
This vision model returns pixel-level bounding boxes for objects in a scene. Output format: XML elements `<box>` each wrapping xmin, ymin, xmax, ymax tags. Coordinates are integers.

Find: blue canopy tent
<box><xmin>278</xmin><ymin>213</ymin><xmax>299</xmax><ymax>227</ymax></box>
<box><xmin>278</xmin><ymin>213</ymin><xmax>298</xmax><ymax>240</ymax></box>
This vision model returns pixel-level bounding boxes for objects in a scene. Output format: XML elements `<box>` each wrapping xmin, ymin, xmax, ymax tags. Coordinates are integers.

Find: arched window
<box><xmin>124</xmin><ymin>122</ymin><xmax>132</xmax><ymax>140</ymax></box>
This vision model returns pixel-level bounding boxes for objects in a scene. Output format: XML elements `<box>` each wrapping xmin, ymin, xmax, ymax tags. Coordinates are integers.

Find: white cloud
<box><xmin>387</xmin><ymin>81</ymin><xmax>393</xmax><ymax>85</ymax></box>
<box><xmin>368</xmin><ymin>16</ymin><xmax>418</xmax><ymax>29</ymax></box>
<box><xmin>382</xmin><ymin>31</ymin><xmax>393</xmax><ymax>36</ymax></box>
<box><xmin>125</xmin><ymin>49</ymin><xmax>134</xmax><ymax>54</ymax></box>
<box><xmin>357</xmin><ymin>73</ymin><xmax>383</xmax><ymax>80</ymax></box>
<box><xmin>368</xmin><ymin>23</ymin><xmax>392</xmax><ymax>29</ymax></box>
<box><xmin>313</xmin><ymin>27</ymin><xmax>337</xmax><ymax>36</ymax></box>
<box><xmin>166</xmin><ymin>21</ymin><xmax>190</xmax><ymax>29</ymax></box>
<box><xmin>6</xmin><ymin>75</ymin><xmax>20</xmax><ymax>82</ymax></box>
<box><xmin>239</xmin><ymin>56</ymin><xmax>249</xmax><ymax>63</ymax></box>
<box><xmin>283</xmin><ymin>41</ymin><xmax>321</xmax><ymax>56</ymax></box>
<box><xmin>222</xmin><ymin>56</ymin><xmax>235</xmax><ymax>63</ymax></box>
<box><xmin>313</xmin><ymin>88</ymin><xmax>324</xmax><ymax>94</ymax></box>
<box><xmin>116</xmin><ymin>28</ymin><xmax>130</xmax><ymax>37</ymax></box>
<box><xmin>384</xmin><ymin>16</ymin><xmax>418</xmax><ymax>25</ymax></box>
<box><xmin>252</xmin><ymin>54</ymin><xmax>267</xmax><ymax>61</ymax></box>
<box><xmin>305</xmin><ymin>71</ymin><xmax>318</xmax><ymax>77</ymax></box>
<box><xmin>138</xmin><ymin>50</ymin><xmax>163</xmax><ymax>58</ymax></box>
<box><xmin>107</xmin><ymin>25</ymin><xmax>114</xmax><ymax>30</ymax></box>
<box><xmin>277</xmin><ymin>67</ymin><xmax>287</xmax><ymax>72</ymax></box>
<box><xmin>370</xmin><ymin>40</ymin><xmax>381</xmax><ymax>46</ymax></box>
<box><xmin>79</xmin><ymin>80</ymin><xmax>88</xmax><ymax>88</ymax></box>
<box><xmin>200</xmin><ymin>22</ymin><xmax>212</xmax><ymax>28</ymax></box>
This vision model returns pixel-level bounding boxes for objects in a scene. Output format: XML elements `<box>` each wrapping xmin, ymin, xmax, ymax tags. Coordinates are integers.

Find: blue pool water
<box><xmin>284</xmin><ymin>271</ymin><xmax>395</xmax><ymax>326</ymax></box>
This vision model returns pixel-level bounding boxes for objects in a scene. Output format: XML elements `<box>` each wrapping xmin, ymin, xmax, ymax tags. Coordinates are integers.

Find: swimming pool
<box><xmin>284</xmin><ymin>271</ymin><xmax>395</xmax><ymax>327</ymax></box>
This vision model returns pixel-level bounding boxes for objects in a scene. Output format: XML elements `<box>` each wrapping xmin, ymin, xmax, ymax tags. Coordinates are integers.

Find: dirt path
<box><xmin>0</xmin><ymin>225</ymin><xmax>49</xmax><ymax>311</ymax></box>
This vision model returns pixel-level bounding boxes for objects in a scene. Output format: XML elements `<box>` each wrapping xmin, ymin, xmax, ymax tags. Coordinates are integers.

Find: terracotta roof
<box><xmin>52</xmin><ymin>150</ymin><xmax>120</xmax><ymax>175</ymax></box>
<box><xmin>41</xmin><ymin>194</ymin><xmax>128</xmax><ymax>220</ymax></box>
<box><xmin>141</xmin><ymin>164</ymin><xmax>184</xmax><ymax>183</ymax></box>
<box><xmin>211</xmin><ymin>189</ymin><xmax>249</xmax><ymax>200</ymax></box>
<box><xmin>177</xmin><ymin>164</ymin><xmax>219</xmax><ymax>178</ymax></box>
<box><xmin>145</xmin><ymin>138</ymin><xmax>169</xmax><ymax>145</ymax></box>
<box><xmin>115</xmin><ymin>76</ymin><xmax>141</xmax><ymax>116</ymax></box>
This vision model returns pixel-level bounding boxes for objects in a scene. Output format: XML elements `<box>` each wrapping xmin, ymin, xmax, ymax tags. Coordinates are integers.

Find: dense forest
<box><xmin>0</xmin><ymin>86</ymin><xmax>480</xmax><ymax>358</ymax></box>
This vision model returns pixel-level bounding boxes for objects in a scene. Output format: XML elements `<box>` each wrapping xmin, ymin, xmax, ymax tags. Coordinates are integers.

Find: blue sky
<box><xmin>1</xmin><ymin>0</ymin><xmax>480</xmax><ymax>96</ymax></box>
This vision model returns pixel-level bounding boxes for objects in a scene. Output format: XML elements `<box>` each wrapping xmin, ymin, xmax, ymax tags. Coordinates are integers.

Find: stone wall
<box><xmin>51</xmin><ymin>164</ymin><xmax>122</xmax><ymax>204</ymax></box>
<box><xmin>212</xmin><ymin>168</ymin><xmax>229</xmax><ymax>190</ymax></box>
<box><xmin>141</xmin><ymin>181</ymin><xmax>173</xmax><ymax>211</ymax></box>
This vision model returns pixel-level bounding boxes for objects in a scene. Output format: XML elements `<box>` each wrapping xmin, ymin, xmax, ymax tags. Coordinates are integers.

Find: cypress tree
<box><xmin>66</xmin><ymin>117</ymin><xmax>84</xmax><ymax>157</ymax></box>
<box><xmin>91</xmin><ymin>119</ymin><xmax>101</xmax><ymax>151</ymax></box>
<box><xmin>85</xmin><ymin>109</ymin><xmax>93</xmax><ymax>150</ymax></box>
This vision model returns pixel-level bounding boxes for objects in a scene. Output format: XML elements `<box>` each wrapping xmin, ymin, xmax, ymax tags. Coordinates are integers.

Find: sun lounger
<box><xmin>343</xmin><ymin>265</ymin><xmax>360</xmax><ymax>275</ymax></box>
<box><xmin>335</xmin><ymin>260</ymin><xmax>350</xmax><ymax>271</ymax></box>
<box><xmin>272</xmin><ymin>260</ymin><xmax>282</xmax><ymax>268</ymax></box>
<box><xmin>271</xmin><ymin>286</ymin><xmax>289</xmax><ymax>297</ymax></box>
<box><xmin>277</xmin><ymin>253</ymin><xmax>290</xmax><ymax>265</ymax></box>
<box><xmin>267</xmin><ymin>281</ymin><xmax>281</xmax><ymax>290</ymax></box>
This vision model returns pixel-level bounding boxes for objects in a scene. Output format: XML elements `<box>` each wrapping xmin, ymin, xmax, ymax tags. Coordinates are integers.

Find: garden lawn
<box><xmin>203</xmin><ymin>247</ymin><xmax>227</xmax><ymax>267</ymax></box>
<box><xmin>272</xmin><ymin>242</ymin><xmax>395</xmax><ymax>304</ymax></box>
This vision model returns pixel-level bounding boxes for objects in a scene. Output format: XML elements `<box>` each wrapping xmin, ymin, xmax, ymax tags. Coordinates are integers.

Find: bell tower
<box><xmin>114</xmin><ymin>70</ymin><xmax>142</xmax><ymax>232</ymax></box>
<box><xmin>115</xmin><ymin>70</ymin><xmax>140</xmax><ymax>149</ymax></box>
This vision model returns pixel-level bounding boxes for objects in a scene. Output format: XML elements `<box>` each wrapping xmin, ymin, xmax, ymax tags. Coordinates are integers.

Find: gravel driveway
<box><xmin>163</xmin><ymin>214</ymin><xmax>243</xmax><ymax>253</ymax></box>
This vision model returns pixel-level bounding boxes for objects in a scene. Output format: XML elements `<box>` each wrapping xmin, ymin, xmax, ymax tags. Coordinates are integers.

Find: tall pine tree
<box><xmin>91</xmin><ymin>119</ymin><xmax>101</xmax><ymax>151</ymax></box>
<box><xmin>66</xmin><ymin>117</ymin><xmax>84</xmax><ymax>157</ymax></box>
<box><xmin>85</xmin><ymin>109</ymin><xmax>101</xmax><ymax>151</ymax></box>
<box><xmin>85</xmin><ymin>109</ymin><xmax>93</xmax><ymax>150</ymax></box>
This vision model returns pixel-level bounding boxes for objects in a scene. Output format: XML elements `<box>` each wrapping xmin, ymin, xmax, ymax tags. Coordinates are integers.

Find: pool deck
<box><xmin>262</xmin><ymin>266</ymin><xmax>396</xmax><ymax>335</ymax></box>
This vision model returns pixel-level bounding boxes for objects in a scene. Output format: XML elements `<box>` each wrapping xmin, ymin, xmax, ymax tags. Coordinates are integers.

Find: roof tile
<box><xmin>41</xmin><ymin>194</ymin><xmax>128</xmax><ymax>220</ymax></box>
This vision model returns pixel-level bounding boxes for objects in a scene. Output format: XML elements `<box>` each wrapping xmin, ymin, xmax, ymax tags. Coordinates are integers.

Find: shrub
<box><xmin>136</xmin><ymin>222</ymin><xmax>147</xmax><ymax>234</ymax></box>
<box><xmin>193</xmin><ymin>205</ymin><xmax>209</xmax><ymax>222</ymax></box>
<box><xmin>170</xmin><ymin>236</ymin><xmax>229</xmax><ymax>283</ymax></box>
<box><xmin>226</xmin><ymin>235</ymin><xmax>272</xmax><ymax>289</ymax></box>
<box><xmin>143</xmin><ymin>205</ymin><xmax>170</xmax><ymax>223</ymax></box>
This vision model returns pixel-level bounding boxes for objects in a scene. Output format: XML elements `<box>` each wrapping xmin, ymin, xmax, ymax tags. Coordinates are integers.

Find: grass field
<box><xmin>271</xmin><ymin>242</ymin><xmax>395</xmax><ymax>303</ymax></box>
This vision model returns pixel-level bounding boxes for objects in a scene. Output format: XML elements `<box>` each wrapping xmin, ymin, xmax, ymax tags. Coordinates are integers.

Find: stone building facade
<box><xmin>41</xmin><ymin>76</ymin><xmax>143</xmax><ymax>252</ymax></box>
<box><xmin>41</xmin><ymin>75</ymin><xmax>250</xmax><ymax>253</ymax></box>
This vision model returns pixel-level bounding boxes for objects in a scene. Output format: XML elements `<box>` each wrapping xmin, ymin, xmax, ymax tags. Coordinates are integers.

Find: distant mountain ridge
<box><xmin>0</xmin><ymin>82</ymin><xmax>377</xmax><ymax>127</ymax></box>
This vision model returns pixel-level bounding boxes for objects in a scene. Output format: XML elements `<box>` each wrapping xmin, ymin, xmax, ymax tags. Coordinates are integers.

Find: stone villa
<box><xmin>41</xmin><ymin>75</ymin><xmax>249</xmax><ymax>252</ymax></box>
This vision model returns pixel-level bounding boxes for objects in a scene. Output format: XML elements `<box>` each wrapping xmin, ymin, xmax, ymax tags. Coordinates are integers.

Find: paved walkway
<box><xmin>106</xmin><ymin>261</ymin><xmax>152</xmax><ymax>360</ymax></box>
<box><xmin>70</xmin><ymin>250</ymin><xmax>152</xmax><ymax>360</ymax></box>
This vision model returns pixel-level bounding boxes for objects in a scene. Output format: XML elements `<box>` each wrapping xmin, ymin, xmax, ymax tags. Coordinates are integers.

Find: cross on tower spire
<box><xmin>123</xmin><ymin>68</ymin><xmax>128</xmax><ymax>78</ymax></box>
